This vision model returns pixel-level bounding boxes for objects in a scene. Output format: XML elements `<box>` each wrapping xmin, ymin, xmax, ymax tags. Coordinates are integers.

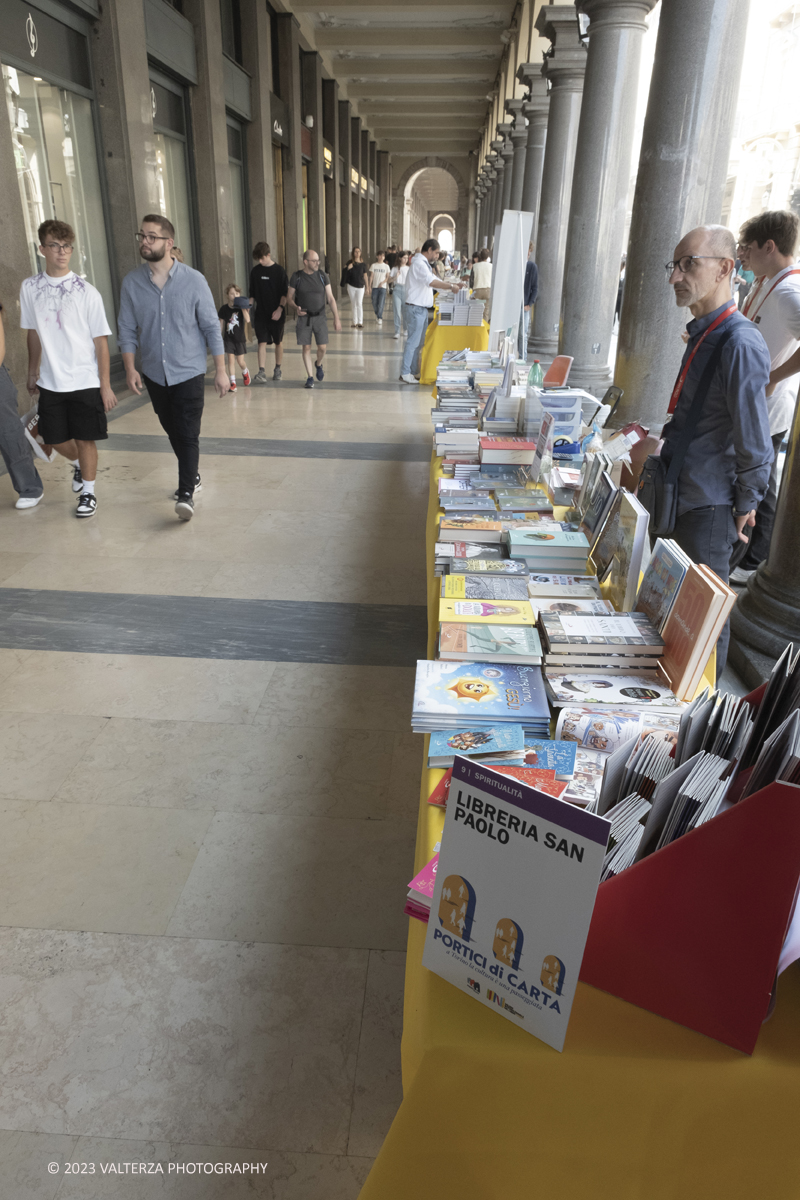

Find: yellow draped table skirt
<box><xmin>358</xmin><ymin>455</ymin><xmax>800</xmax><ymax>1200</ymax></box>
<box><xmin>418</xmin><ymin>314</ymin><xmax>490</xmax><ymax>385</ymax></box>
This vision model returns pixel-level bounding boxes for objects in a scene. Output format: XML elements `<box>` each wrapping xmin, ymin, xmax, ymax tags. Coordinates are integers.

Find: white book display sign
<box><xmin>422</xmin><ymin>755</ymin><xmax>610</xmax><ymax>1051</ymax></box>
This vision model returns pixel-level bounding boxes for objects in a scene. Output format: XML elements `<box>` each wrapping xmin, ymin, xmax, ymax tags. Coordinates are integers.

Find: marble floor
<box><xmin>0</xmin><ymin>312</ymin><xmax>429</xmax><ymax>1198</ymax></box>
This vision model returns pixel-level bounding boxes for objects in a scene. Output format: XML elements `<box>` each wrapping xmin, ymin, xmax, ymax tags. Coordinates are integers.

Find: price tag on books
<box><xmin>422</xmin><ymin>755</ymin><xmax>611</xmax><ymax>1051</ymax></box>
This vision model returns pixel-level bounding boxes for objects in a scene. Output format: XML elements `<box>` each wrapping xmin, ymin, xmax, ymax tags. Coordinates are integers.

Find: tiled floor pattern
<box><xmin>0</xmin><ymin>313</ymin><xmax>428</xmax><ymax>1197</ymax></box>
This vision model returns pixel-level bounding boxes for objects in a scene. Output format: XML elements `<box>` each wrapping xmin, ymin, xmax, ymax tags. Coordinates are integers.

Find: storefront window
<box><xmin>3</xmin><ymin>64</ymin><xmax>117</xmax><ymax>349</ymax></box>
<box><xmin>150</xmin><ymin>76</ymin><xmax>196</xmax><ymax>266</ymax></box>
<box><xmin>227</xmin><ymin>118</ymin><xmax>248</xmax><ymax>292</ymax></box>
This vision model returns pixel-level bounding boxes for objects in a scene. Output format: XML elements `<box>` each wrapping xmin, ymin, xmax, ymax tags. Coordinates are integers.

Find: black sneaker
<box><xmin>175</xmin><ymin>494</ymin><xmax>194</xmax><ymax>521</ymax></box>
<box><xmin>305</xmin><ymin>377</ymin><xmax>314</xmax><ymax>389</ymax></box>
<box><xmin>273</xmin><ymin>366</ymin><xmax>282</xmax><ymax>381</ymax></box>
<box><xmin>315</xmin><ymin>363</ymin><xmax>324</xmax><ymax>382</ymax></box>
<box><xmin>173</xmin><ymin>475</ymin><xmax>201</xmax><ymax>500</ymax></box>
<box><xmin>76</xmin><ymin>492</ymin><xmax>97</xmax><ymax>518</ymax></box>
<box><xmin>72</xmin><ymin>465</ymin><xmax>83</xmax><ymax>493</ymax></box>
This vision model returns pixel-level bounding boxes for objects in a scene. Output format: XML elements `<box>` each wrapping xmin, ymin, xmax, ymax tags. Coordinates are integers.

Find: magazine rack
<box><xmin>580</xmin><ymin>681</ymin><xmax>800</xmax><ymax>1054</ymax></box>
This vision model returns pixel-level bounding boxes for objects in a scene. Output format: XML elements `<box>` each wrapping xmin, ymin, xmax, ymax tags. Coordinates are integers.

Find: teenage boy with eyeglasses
<box><xmin>661</xmin><ymin>224</ymin><xmax>773</xmax><ymax>674</ymax></box>
<box><xmin>118</xmin><ymin>214</ymin><xmax>228</xmax><ymax>521</ymax></box>
<box><xmin>20</xmin><ymin>219</ymin><xmax>117</xmax><ymax>518</ymax></box>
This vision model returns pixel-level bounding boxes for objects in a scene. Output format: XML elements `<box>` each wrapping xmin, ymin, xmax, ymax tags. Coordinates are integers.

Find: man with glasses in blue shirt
<box><xmin>660</xmin><ymin>224</ymin><xmax>772</xmax><ymax>674</ymax></box>
<box><xmin>118</xmin><ymin>214</ymin><xmax>228</xmax><ymax>522</ymax></box>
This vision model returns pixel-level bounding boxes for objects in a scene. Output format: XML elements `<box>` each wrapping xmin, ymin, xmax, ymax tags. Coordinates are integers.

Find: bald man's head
<box><xmin>669</xmin><ymin>224</ymin><xmax>737</xmax><ymax>314</ymax></box>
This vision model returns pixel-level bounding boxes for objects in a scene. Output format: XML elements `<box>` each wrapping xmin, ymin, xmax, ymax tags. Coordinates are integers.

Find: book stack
<box><xmin>428</xmin><ymin>724</ymin><xmax>526</xmax><ymax>768</ymax></box>
<box><xmin>405</xmin><ymin>853</ymin><xmax>438</xmax><ymax>923</ymax></box>
<box><xmin>412</xmin><ymin>660</ymin><xmax>550</xmax><ymax>737</ymax></box>
<box><xmin>539</xmin><ymin>611</ymin><xmax>665</xmax><ymax>676</ymax></box>
<box><xmin>555</xmin><ymin>705</ymin><xmax>683</xmax><ymax>807</ymax></box>
<box><xmin>438</xmin><ymin>516</ymin><xmax>506</xmax><ymax>543</ymax></box>
<box><xmin>588</xmin><ymin>489</ymin><xmax>650</xmax><ymax>612</ymax></box>
<box><xmin>433</xmin><ymin>541</ymin><xmax>510</xmax><ymax>575</ymax></box>
<box><xmin>636</xmin><ymin>549</ymin><xmax>736</xmax><ymax>701</ymax></box>
<box><xmin>434</xmin><ymin>425</ymin><xmax>480</xmax><ymax>459</ymax></box>
<box><xmin>480</xmin><ymin>436</ymin><xmax>538</xmax><ymax>466</ymax></box>
<box><xmin>494</xmin><ymin>489</ymin><xmax>554</xmax><ymax>516</ymax></box>
<box><xmin>545</xmin><ymin>669</ymin><xmax>679</xmax><ymax>709</ymax></box>
<box><xmin>440</xmin><ymin>555</ymin><xmax>527</xmax><ymax>578</ymax></box>
<box><xmin>439</xmin><ymin>492</ymin><xmax>498</xmax><ymax>519</ymax></box>
<box><xmin>504</xmin><ymin>527</ymin><xmax>590</xmax><ymax>573</ymax></box>
<box><xmin>438</xmin><ymin>573</ymin><xmax>543</xmax><ymax>666</ymax></box>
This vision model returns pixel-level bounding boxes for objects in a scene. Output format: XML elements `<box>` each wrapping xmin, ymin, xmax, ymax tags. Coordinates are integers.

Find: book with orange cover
<box><xmin>660</xmin><ymin>563</ymin><xmax>726</xmax><ymax>700</ymax></box>
<box><xmin>488</xmin><ymin>765</ymin><xmax>566</xmax><ymax>798</ymax></box>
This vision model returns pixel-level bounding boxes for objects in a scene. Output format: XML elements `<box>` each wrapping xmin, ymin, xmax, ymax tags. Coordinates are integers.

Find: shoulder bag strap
<box><xmin>665</xmin><ymin>327</ymin><xmax>735</xmax><ymax>486</ymax></box>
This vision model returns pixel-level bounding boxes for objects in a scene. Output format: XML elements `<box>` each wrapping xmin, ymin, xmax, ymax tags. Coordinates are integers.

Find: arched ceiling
<box><xmin>408</xmin><ymin>167</ymin><xmax>459</xmax><ymax>213</ymax></box>
<box><xmin>296</xmin><ymin>1</ymin><xmax>518</xmax><ymax>156</ymax></box>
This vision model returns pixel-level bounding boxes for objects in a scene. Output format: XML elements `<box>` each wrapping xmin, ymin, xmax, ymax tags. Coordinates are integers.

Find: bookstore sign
<box><xmin>270</xmin><ymin>92</ymin><xmax>289</xmax><ymax>147</ymax></box>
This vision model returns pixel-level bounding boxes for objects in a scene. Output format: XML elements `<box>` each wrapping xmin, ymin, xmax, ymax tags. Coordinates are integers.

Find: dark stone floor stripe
<box><xmin>0</xmin><ymin>588</ymin><xmax>427</xmax><ymax>667</ymax></box>
<box><xmin>105</xmin><ymin>434</ymin><xmax>432</xmax><ymax>460</ymax></box>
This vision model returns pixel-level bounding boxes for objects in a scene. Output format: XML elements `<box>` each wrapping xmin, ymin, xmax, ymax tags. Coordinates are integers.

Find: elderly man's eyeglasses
<box><xmin>665</xmin><ymin>255</ymin><xmax>726</xmax><ymax>276</ymax></box>
<box><xmin>136</xmin><ymin>231</ymin><xmax>169</xmax><ymax>244</ymax></box>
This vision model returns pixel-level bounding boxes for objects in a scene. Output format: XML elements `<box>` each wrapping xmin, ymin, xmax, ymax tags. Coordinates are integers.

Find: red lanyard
<box><xmin>667</xmin><ymin>303</ymin><xmax>737</xmax><ymax>414</ymax></box>
<box><xmin>743</xmin><ymin>268</ymin><xmax>800</xmax><ymax>323</ymax></box>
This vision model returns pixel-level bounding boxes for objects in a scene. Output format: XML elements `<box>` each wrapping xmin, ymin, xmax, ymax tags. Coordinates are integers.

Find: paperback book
<box><xmin>439</xmin><ymin>623</ymin><xmax>543</xmax><ymax>665</ymax></box>
<box><xmin>635</xmin><ymin>538</ymin><xmax>690</xmax><ymax>631</ymax></box>
<box><xmin>439</xmin><ymin>599</ymin><xmax>537</xmax><ymax>625</ymax></box>
<box><xmin>443</xmin><ymin>575</ymin><xmax>531</xmax><ymax>601</ymax></box>
<box><xmin>545</xmin><ymin>671</ymin><xmax>681</xmax><ymax>707</ymax></box>
<box><xmin>412</xmin><ymin>660</ymin><xmax>550</xmax><ymax>733</ymax></box>
<box><xmin>428</xmin><ymin>725</ymin><xmax>525</xmax><ymax>768</ymax></box>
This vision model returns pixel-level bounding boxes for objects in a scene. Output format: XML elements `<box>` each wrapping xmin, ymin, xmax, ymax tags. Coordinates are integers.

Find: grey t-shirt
<box><xmin>289</xmin><ymin>269</ymin><xmax>329</xmax><ymax>315</ymax></box>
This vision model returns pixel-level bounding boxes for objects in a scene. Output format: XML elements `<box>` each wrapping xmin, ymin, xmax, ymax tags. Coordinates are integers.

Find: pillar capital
<box><xmin>505</xmin><ymin>98</ymin><xmax>525</xmax><ymax>121</ymax></box>
<box><xmin>517</xmin><ymin>60</ymin><xmax>544</xmax><ymax>88</ymax></box>
<box><xmin>522</xmin><ymin>74</ymin><xmax>551</xmax><ymax>123</ymax></box>
<box><xmin>536</xmin><ymin>4</ymin><xmax>588</xmax><ymax>90</ymax></box>
<box><xmin>578</xmin><ymin>0</ymin><xmax>657</xmax><ymax>35</ymax></box>
<box><xmin>490</xmin><ymin>139</ymin><xmax>505</xmax><ymax>155</ymax></box>
<box><xmin>496</xmin><ymin>122</ymin><xmax>514</xmax><ymax>137</ymax></box>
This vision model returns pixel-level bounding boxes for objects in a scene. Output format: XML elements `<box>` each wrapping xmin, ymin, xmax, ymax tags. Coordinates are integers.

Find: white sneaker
<box><xmin>393</xmin><ymin>334</ymin><xmax>400</xmax><ymax>340</ymax></box>
<box><xmin>15</xmin><ymin>494</ymin><xmax>43</xmax><ymax>510</ymax></box>
<box><xmin>377</xmin><ymin>319</ymin><xmax>382</xmax><ymax>325</ymax></box>
<box><xmin>400</xmin><ymin>374</ymin><xmax>418</xmax><ymax>384</ymax></box>
<box><xmin>730</xmin><ymin>566</ymin><xmax>755</xmax><ymax>584</ymax></box>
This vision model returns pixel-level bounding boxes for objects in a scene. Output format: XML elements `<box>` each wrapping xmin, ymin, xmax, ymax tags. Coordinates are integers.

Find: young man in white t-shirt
<box><xmin>369</xmin><ymin>251</ymin><xmax>390</xmax><ymax>325</ymax></box>
<box><xmin>732</xmin><ymin>210</ymin><xmax>800</xmax><ymax>579</ymax></box>
<box><xmin>21</xmin><ymin>219</ymin><xmax>117</xmax><ymax>518</ymax></box>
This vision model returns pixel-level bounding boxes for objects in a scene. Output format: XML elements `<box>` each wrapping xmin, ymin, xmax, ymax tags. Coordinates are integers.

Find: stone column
<box><xmin>338</xmin><ymin>100</ymin><xmax>352</xmax><ymax>269</ymax></box>
<box><xmin>242</xmin><ymin>0</ymin><xmax>277</xmax><ymax>258</ymax></box>
<box><xmin>530</xmin><ymin>6</ymin><xmax>587</xmax><ymax>362</ymax></box>
<box><xmin>501</xmin><ymin>139</ymin><xmax>515</xmax><ymax>214</ymax></box>
<box><xmin>377</xmin><ymin>150</ymin><xmax>391</xmax><ymax>252</ymax></box>
<box><xmin>474</xmin><ymin>191</ymin><xmax>483</xmax><ymax>253</ymax></box>
<box><xmin>350</xmin><ymin>116</ymin><xmax>362</xmax><ymax>251</ymax></box>
<box><xmin>302</xmin><ymin>51</ymin><xmax>325</xmax><ymax>257</ymax></box>
<box><xmin>559</xmin><ymin>0</ymin><xmax>658</xmax><ymax>395</ymax></box>
<box><xmin>612</xmin><ymin>0</ymin><xmax>751</xmax><ymax>429</ymax></box>
<box><xmin>489</xmin><ymin>144</ymin><xmax>504</xmax><ymax>243</ymax></box>
<box><xmin>518</xmin><ymin>70</ymin><xmax>550</xmax><ymax>242</ymax></box>
<box><xmin>729</xmin><ymin>395</ymin><xmax>800</xmax><ymax>679</ymax></box>
<box><xmin>509</xmin><ymin>124</ymin><xmax>528</xmax><ymax>212</ymax></box>
<box><xmin>276</xmin><ymin>12</ymin><xmax>305</xmax><ymax>275</ymax></box>
<box><xmin>323</xmin><ymin>79</ymin><xmax>341</xmax><ymax>294</ymax></box>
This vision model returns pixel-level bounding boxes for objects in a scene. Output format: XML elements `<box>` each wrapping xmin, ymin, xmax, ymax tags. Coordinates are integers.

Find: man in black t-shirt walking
<box><xmin>249</xmin><ymin>241</ymin><xmax>289</xmax><ymax>383</ymax></box>
<box><xmin>287</xmin><ymin>249</ymin><xmax>342</xmax><ymax>388</ymax></box>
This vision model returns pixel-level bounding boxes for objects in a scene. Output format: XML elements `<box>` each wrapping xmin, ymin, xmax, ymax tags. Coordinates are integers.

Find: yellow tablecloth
<box><xmin>358</xmin><ymin>458</ymin><xmax>800</xmax><ymax>1200</ymax></box>
<box><xmin>419</xmin><ymin>314</ymin><xmax>490</xmax><ymax>385</ymax></box>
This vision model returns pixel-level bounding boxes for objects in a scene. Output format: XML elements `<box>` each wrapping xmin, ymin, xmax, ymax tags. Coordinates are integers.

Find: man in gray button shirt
<box><xmin>662</xmin><ymin>224</ymin><xmax>773</xmax><ymax>674</ymax></box>
<box><xmin>118</xmin><ymin>214</ymin><xmax>228</xmax><ymax>522</ymax></box>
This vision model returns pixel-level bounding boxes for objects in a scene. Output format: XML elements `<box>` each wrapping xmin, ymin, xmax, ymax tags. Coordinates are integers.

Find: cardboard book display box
<box><xmin>579</xmin><ymin>683</ymin><xmax>800</xmax><ymax>1055</ymax></box>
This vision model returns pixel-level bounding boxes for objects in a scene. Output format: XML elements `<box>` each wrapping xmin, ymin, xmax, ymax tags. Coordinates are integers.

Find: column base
<box><xmin>529</xmin><ymin>334</ymin><xmax>559</xmax><ymax>362</ymax></box>
<box><xmin>728</xmin><ymin>568</ymin><xmax>800</xmax><ymax>662</ymax></box>
<box><xmin>559</xmin><ymin>359</ymin><xmax>613</xmax><ymax>398</ymax></box>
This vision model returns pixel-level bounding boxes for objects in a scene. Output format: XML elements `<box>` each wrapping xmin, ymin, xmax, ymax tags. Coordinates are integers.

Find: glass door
<box><xmin>3</xmin><ymin>63</ymin><xmax>117</xmax><ymax>349</ymax></box>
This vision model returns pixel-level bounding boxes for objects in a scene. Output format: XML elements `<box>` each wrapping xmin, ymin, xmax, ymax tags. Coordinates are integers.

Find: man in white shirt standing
<box><xmin>400</xmin><ymin>239</ymin><xmax>459</xmax><ymax>384</ymax></box>
<box><xmin>369</xmin><ymin>251</ymin><xmax>390</xmax><ymax>326</ymax></box>
<box><xmin>732</xmin><ymin>210</ymin><xmax>800</xmax><ymax>580</ymax></box>
<box><xmin>21</xmin><ymin>219</ymin><xmax>117</xmax><ymax>519</ymax></box>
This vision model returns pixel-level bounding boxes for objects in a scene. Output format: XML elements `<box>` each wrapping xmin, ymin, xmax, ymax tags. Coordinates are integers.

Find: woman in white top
<box><xmin>390</xmin><ymin>251</ymin><xmax>410</xmax><ymax>340</ymax></box>
<box><xmin>471</xmin><ymin>248</ymin><xmax>492</xmax><ymax>300</ymax></box>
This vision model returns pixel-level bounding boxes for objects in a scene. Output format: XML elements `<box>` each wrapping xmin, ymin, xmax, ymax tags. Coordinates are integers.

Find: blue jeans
<box><xmin>393</xmin><ymin>285</ymin><xmax>406</xmax><ymax>335</ymax></box>
<box><xmin>402</xmin><ymin>304</ymin><xmax>429</xmax><ymax>377</ymax></box>
<box><xmin>371</xmin><ymin>287</ymin><xmax>387</xmax><ymax>320</ymax></box>
<box><xmin>519</xmin><ymin>308</ymin><xmax>531</xmax><ymax>360</ymax></box>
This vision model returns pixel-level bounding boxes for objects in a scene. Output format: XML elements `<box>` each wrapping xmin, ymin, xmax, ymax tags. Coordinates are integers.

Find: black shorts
<box><xmin>223</xmin><ymin>337</ymin><xmax>247</xmax><ymax>355</ymax></box>
<box><xmin>254</xmin><ymin>312</ymin><xmax>286</xmax><ymax>345</ymax></box>
<box><xmin>37</xmin><ymin>386</ymin><xmax>108</xmax><ymax>444</ymax></box>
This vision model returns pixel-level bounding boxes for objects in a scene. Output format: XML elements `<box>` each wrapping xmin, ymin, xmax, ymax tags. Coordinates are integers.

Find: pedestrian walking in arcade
<box><xmin>20</xmin><ymin>219</ymin><xmax>117</xmax><ymax>519</ymax></box>
<box><xmin>287</xmin><ymin>249</ymin><xmax>342</xmax><ymax>388</ymax></box>
<box><xmin>118</xmin><ymin>213</ymin><xmax>229</xmax><ymax>522</ymax></box>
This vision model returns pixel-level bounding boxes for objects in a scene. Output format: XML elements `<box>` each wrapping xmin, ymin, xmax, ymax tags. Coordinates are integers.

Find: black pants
<box><xmin>143</xmin><ymin>373</ymin><xmax>205</xmax><ymax>497</ymax></box>
<box><xmin>737</xmin><ymin>430</ymin><xmax>785</xmax><ymax>571</ymax></box>
<box><xmin>672</xmin><ymin>504</ymin><xmax>738</xmax><ymax>679</ymax></box>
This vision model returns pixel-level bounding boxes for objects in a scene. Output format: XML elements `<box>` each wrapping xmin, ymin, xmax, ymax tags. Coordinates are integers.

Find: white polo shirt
<box><xmin>405</xmin><ymin>254</ymin><xmax>447</xmax><ymax>307</ymax></box>
<box><xmin>743</xmin><ymin>265</ymin><xmax>800</xmax><ymax>435</ymax></box>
